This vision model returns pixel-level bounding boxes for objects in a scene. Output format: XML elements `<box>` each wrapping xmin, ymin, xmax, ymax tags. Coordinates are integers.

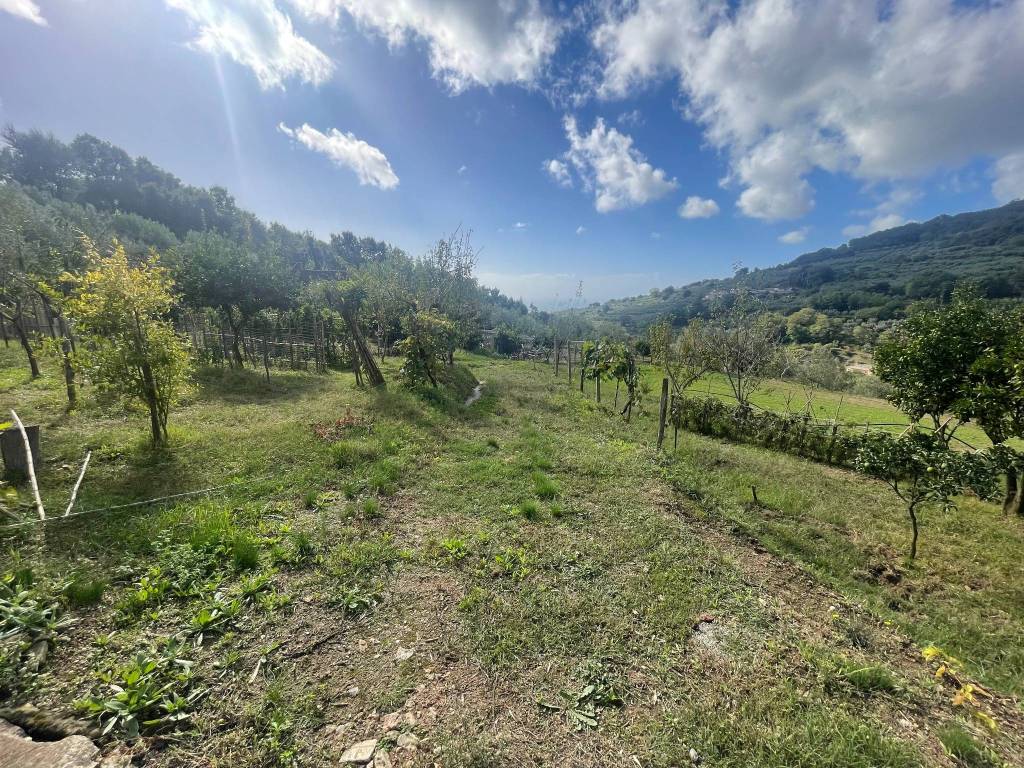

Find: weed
<box><xmin>331</xmin><ymin>439</ymin><xmax>379</xmax><ymax>468</ymax></box>
<box><xmin>369</xmin><ymin>459</ymin><xmax>401</xmax><ymax>495</ymax></box>
<box><xmin>549</xmin><ymin>502</ymin><xmax>566</xmax><ymax>519</ymax></box>
<box><xmin>492</xmin><ymin>547</ymin><xmax>531</xmax><ymax>580</ymax></box>
<box><xmin>76</xmin><ymin>642</ymin><xmax>202</xmax><ymax>739</ymax></box>
<box><xmin>486</xmin><ymin>437</ymin><xmax>500</xmax><ymax>450</ymax></box>
<box><xmin>361</xmin><ymin>497</ymin><xmax>382</xmax><ymax>519</ymax></box>
<box><xmin>438</xmin><ymin>537</ymin><xmax>469</xmax><ymax>564</ymax></box>
<box><xmin>189</xmin><ymin>593</ymin><xmax>241</xmax><ymax>642</ymax></box>
<box><xmin>518</xmin><ymin>499</ymin><xmax>542</xmax><ymax>521</ymax></box>
<box><xmin>189</xmin><ymin>506</ymin><xmax>235</xmax><ymax>551</ymax></box>
<box><xmin>937</xmin><ymin>723</ymin><xmax>1000</xmax><ymax>767</ymax></box>
<box><xmin>531</xmin><ymin>472</ymin><xmax>559</xmax><ymax>500</ymax></box>
<box><xmin>301</xmin><ymin>489</ymin><xmax>319</xmax><ymax>509</ymax></box>
<box><xmin>328</xmin><ymin>533</ymin><xmax>403</xmax><ymax>585</ymax></box>
<box><xmin>332</xmin><ymin>583</ymin><xmax>381</xmax><ymax>615</ymax></box>
<box><xmin>231</xmin><ymin>533</ymin><xmax>261</xmax><ymax>571</ymax></box>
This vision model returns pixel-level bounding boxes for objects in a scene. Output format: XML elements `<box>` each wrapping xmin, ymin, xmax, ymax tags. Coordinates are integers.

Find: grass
<box><xmin>1</xmin><ymin>346</ymin><xmax>1022</xmax><ymax>766</ymax></box>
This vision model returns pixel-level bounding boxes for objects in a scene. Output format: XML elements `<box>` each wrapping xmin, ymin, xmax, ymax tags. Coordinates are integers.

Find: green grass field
<box><xmin>1</xmin><ymin>346</ymin><xmax>1022</xmax><ymax>767</ymax></box>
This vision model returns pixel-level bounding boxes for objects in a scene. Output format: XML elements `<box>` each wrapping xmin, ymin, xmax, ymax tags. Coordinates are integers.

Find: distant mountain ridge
<box><xmin>578</xmin><ymin>200</ymin><xmax>1024</xmax><ymax>333</ymax></box>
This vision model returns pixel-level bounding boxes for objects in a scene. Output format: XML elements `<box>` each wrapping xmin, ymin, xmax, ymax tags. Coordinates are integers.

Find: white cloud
<box><xmin>575</xmin><ymin>225</ymin><xmax>586</xmax><ymax>235</ymax></box>
<box><xmin>457</xmin><ymin>164</ymin><xmax>468</xmax><ymax>175</ymax></box>
<box><xmin>678</xmin><ymin>195</ymin><xmax>719</xmax><ymax>219</ymax></box>
<box><xmin>552</xmin><ymin>116</ymin><xmax>677</xmax><ymax>212</ymax></box>
<box><xmin>650</xmin><ymin>231</ymin><xmax>661</xmax><ymax>239</ymax></box>
<box><xmin>288</xmin><ymin>0</ymin><xmax>561</xmax><ymax>91</ymax></box>
<box><xmin>842</xmin><ymin>213</ymin><xmax>908</xmax><ymax>239</ymax></box>
<box><xmin>278</xmin><ymin>122</ymin><xmax>399</xmax><ymax>189</ymax></box>
<box><xmin>513</xmin><ymin>221</ymin><xmax>528</xmax><ymax>229</ymax></box>
<box><xmin>0</xmin><ymin>0</ymin><xmax>46</xmax><ymax>25</ymax></box>
<box><xmin>167</xmin><ymin>0</ymin><xmax>334</xmax><ymax>89</ymax></box>
<box><xmin>594</xmin><ymin>0</ymin><xmax>1024</xmax><ymax>221</ymax></box>
<box><xmin>778</xmin><ymin>227</ymin><xmax>808</xmax><ymax>245</ymax></box>
<box><xmin>617</xmin><ymin>109</ymin><xmax>644</xmax><ymax>126</ymax></box>
<box><xmin>543</xmin><ymin>158</ymin><xmax>572</xmax><ymax>188</ymax></box>
<box><xmin>993</xmin><ymin>153</ymin><xmax>1024</xmax><ymax>203</ymax></box>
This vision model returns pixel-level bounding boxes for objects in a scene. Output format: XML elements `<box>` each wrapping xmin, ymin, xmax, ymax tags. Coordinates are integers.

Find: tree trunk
<box><xmin>9</xmin><ymin>304</ymin><xmax>40</xmax><ymax>378</ymax></box>
<box><xmin>140</xmin><ymin>360</ymin><xmax>163</xmax><ymax>445</ymax></box>
<box><xmin>61</xmin><ymin>337</ymin><xmax>76</xmax><ymax>407</ymax></box>
<box><xmin>1004</xmin><ymin>470</ymin><xmax>1023</xmax><ymax>516</ymax></box>
<box><xmin>228</xmin><ymin>314</ymin><xmax>245</xmax><ymax>367</ymax></box>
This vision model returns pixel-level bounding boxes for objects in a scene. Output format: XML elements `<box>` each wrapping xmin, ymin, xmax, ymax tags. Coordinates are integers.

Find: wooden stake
<box><xmin>64</xmin><ymin>450</ymin><xmax>91</xmax><ymax>517</ymax></box>
<box><xmin>10</xmin><ymin>410</ymin><xmax>44</xmax><ymax>520</ymax></box>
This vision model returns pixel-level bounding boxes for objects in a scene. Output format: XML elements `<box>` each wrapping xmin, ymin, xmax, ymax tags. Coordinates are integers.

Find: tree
<box><xmin>356</xmin><ymin>256</ymin><xmax>412</xmax><ymax>358</ymax></box>
<box><xmin>177</xmin><ymin>231</ymin><xmax>292</xmax><ymax>366</ymax></box>
<box><xmin>874</xmin><ymin>285</ymin><xmax>994</xmax><ymax>444</ymax></box>
<box><xmin>649</xmin><ymin>318</ymin><xmax>711</xmax><ymax>397</ymax></box>
<box><xmin>705</xmin><ymin>293</ymin><xmax>781</xmax><ymax>407</ymax></box>
<box><xmin>63</xmin><ymin>240</ymin><xmax>192</xmax><ymax>445</ymax></box>
<box><xmin>414</xmin><ymin>231</ymin><xmax>479</xmax><ymax>364</ymax></box>
<box><xmin>855</xmin><ymin>431</ymin><xmax>997</xmax><ymax>559</ymax></box>
<box><xmin>875</xmin><ymin>285</ymin><xmax>1024</xmax><ymax>513</ymax></box>
<box><xmin>396</xmin><ymin>309</ymin><xmax>454</xmax><ymax>388</ymax></box>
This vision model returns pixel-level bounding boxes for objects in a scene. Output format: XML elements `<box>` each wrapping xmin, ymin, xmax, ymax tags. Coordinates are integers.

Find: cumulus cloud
<box><xmin>543</xmin><ymin>158</ymin><xmax>572</xmax><ymax>188</ymax></box>
<box><xmin>457</xmin><ymin>164</ymin><xmax>468</xmax><ymax>175</ymax></box>
<box><xmin>166</xmin><ymin>0</ymin><xmax>334</xmax><ymax>89</ymax></box>
<box><xmin>678</xmin><ymin>195</ymin><xmax>719</xmax><ymax>219</ymax></box>
<box><xmin>549</xmin><ymin>116</ymin><xmax>677</xmax><ymax>213</ymax></box>
<box><xmin>576</xmin><ymin>225</ymin><xmax>586</xmax><ymax>235</ymax></box>
<box><xmin>278</xmin><ymin>123</ymin><xmax>399</xmax><ymax>189</ymax></box>
<box><xmin>842</xmin><ymin>214</ymin><xmax>908</xmax><ymax>239</ymax></box>
<box><xmin>0</xmin><ymin>0</ymin><xmax>46</xmax><ymax>25</ymax></box>
<box><xmin>778</xmin><ymin>227</ymin><xmax>808</xmax><ymax>245</ymax></box>
<box><xmin>993</xmin><ymin>153</ymin><xmax>1024</xmax><ymax>203</ymax></box>
<box><xmin>287</xmin><ymin>0</ymin><xmax>561</xmax><ymax>91</ymax></box>
<box><xmin>593</xmin><ymin>0</ymin><xmax>1024</xmax><ymax>221</ymax></box>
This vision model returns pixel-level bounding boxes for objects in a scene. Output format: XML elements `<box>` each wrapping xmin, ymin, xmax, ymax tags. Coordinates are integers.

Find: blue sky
<box><xmin>2</xmin><ymin>0</ymin><xmax>1022</xmax><ymax>307</ymax></box>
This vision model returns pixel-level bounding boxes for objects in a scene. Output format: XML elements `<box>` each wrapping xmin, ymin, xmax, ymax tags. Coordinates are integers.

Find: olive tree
<box><xmin>705</xmin><ymin>293</ymin><xmax>781</xmax><ymax>407</ymax></box>
<box><xmin>63</xmin><ymin>240</ymin><xmax>191</xmax><ymax>445</ymax></box>
<box><xmin>648</xmin><ymin>318</ymin><xmax>711</xmax><ymax>397</ymax></box>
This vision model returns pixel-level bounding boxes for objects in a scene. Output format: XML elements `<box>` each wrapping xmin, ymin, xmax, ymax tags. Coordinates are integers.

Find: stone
<box><xmin>394</xmin><ymin>646</ymin><xmax>414</xmax><ymax>663</ymax></box>
<box><xmin>396</xmin><ymin>732</ymin><xmax>420</xmax><ymax>749</ymax></box>
<box><xmin>689</xmin><ymin>747</ymin><xmax>702</xmax><ymax>765</ymax></box>
<box><xmin>340</xmin><ymin>738</ymin><xmax>378</xmax><ymax>764</ymax></box>
<box><xmin>379</xmin><ymin>712</ymin><xmax>402</xmax><ymax>731</ymax></box>
<box><xmin>0</xmin><ymin>718</ymin><xmax>100</xmax><ymax>768</ymax></box>
<box><xmin>373</xmin><ymin>752</ymin><xmax>394</xmax><ymax>768</ymax></box>
<box><xmin>346</xmin><ymin>686</ymin><xmax>360</xmax><ymax>697</ymax></box>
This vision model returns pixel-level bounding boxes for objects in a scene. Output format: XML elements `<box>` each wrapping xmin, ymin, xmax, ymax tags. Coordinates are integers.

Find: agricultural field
<box><xmin>2</xmin><ymin>347</ymin><xmax>1022</xmax><ymax>767</ymax></box>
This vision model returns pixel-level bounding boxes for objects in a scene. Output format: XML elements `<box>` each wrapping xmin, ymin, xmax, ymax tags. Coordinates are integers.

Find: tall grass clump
<box><xmin>532</xmin><ymin>472</ymin><xmax>559</xmax><ymax>500</ymax></box>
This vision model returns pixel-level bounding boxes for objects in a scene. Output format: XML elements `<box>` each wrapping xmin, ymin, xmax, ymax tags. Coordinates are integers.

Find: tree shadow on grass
<box><xmin>195</xmin><ymin>365</ymin><xmax>340</xmax><ymax>404</ymax></box>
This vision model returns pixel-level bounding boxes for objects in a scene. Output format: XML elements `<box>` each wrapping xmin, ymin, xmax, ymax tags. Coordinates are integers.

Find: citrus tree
<box><xmin>854</xmin><ymin>431</ymin><xmax>997</xmax><ymax>559</ymax></box>
<box><xmin>63</xmin><ymin>240</ymin><xmax>191</xmax><ymax>445</ymax></box>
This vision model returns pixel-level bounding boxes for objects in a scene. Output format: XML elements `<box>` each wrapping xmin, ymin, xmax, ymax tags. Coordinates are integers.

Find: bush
<box><xmin>331</xmin><ymin>440</ymin><xmax>379</xmax><ymax>468</ymax></box>
<box><xmin>64</xmin><ymin>577</ymin><xmax>106</xmax><ymax>608</ymax></box>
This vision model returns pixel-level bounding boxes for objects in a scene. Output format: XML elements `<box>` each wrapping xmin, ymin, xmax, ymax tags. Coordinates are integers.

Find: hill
<box><xmin>579</xmin><ymin>201</ymin><xmax>1024</xmax><ymax>334</ymax></box>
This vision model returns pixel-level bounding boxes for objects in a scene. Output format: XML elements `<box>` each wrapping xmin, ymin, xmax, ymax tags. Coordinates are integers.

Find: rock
<box><xmin>0</xmin><ymin>718</ymin><xmax>100</xmax><ymax>768</ymax></box>
<box><xmin>373</xmin><ymin>752</ymin><xmax>393</xmax><ymax>768</ymax></box>
<box><xmin>396</xmin><ymin>732</ymin><xmax>420</xmax><ymax>750</ymax></box>
<box><xmin>380</xmin><ymin>712</ymin><xmax>402</xmax><ymax>731</ymax></box>
<box><xmin>346</xmin><ymin>686</ymin><xmax>360</xmax><ymax>697</ymax></box>
<box><xmin>340</xmin><ymin>738</ymin><xmax>378</xmax><ymax>764</ymax></box>
<box><xmin>689</xmin><ymin>747</ymin><xmax>702</xmax><ymax>765</ymax></box>
<box><xmin>394</xmin><ymin>646</ymin><xmax>414</xmax><ymax>663</ymax></box>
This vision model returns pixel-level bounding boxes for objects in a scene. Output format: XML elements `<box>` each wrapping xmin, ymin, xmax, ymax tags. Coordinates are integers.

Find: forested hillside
<box><xmin>0</xmin><ymin>127</ymin><xmax>559</xmax><ymax>339</ymax></box>
<box><xmin>580</xmin><ymin>201</ymin><xmax>1024</xmax><ymax>334</ymax></box>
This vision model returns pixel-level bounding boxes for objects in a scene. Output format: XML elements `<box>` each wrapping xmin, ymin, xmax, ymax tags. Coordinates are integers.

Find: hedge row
<box><xmin>668</xmin><ymin>395</ymin><xmax>872</xmax><ymax>468</ymax></box>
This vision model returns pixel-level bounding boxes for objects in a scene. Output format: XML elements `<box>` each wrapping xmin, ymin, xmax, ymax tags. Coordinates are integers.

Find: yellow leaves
<box><xmin>922</xmin><ymin>644</ymin><xmax>998</xmax><ymax>731</ymax></box>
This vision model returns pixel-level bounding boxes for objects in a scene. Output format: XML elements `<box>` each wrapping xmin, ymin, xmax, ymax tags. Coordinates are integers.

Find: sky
<box><xmin>1</xmin><ymin>0</ymin><xmax>1023</xmax><ymax>308</ymax></box>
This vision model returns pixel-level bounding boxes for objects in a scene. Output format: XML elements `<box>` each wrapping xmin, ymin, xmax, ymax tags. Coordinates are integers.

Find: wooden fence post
<box><xmin>262</xmin><ymin>329</ymin><xmax>271</xmax><ymax>382</ymax></box>
<box><xmin>554</xmin><ymin>339</ymin><xmax>560</xmax><ymax>377</ymax></box>
<box><xmin>567</xmin><ymin>343</ymin><xmax>573</xmax><ymax>382</ymax></box>
<box><xmin>657</xmin><ymin>377</ymin><xmax>669</xmax><ymax>449</ymax></box>
<box><xmin>672</xmin><ymin>394</ymin><xmax>679</xmax><ymax>451</ymax></box>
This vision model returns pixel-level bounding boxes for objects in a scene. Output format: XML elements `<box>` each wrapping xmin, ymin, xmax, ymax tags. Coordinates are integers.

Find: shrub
<box><xmin>64</xmin><ymin>577</ymin><xmax>107</xmax><ymax>608</ymax></box>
